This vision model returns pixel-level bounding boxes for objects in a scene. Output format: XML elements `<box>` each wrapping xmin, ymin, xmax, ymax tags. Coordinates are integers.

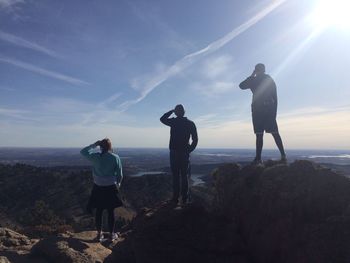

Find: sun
<box><xmin>311</xmin><ymin>0</ymin><xmax>350</xmax><ymax>30</ymax></box>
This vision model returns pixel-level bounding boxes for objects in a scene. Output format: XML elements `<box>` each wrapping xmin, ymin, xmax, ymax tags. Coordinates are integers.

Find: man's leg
<box><xmin>255</xmin><ymin>133</ymin><xmax>264</xmax><ymax>161</ymax></box>
<box><xmin>180</xmin><ymin>153</ymin><xmax>189</xmax><ymax>204</ymax></box>
<box><xmin>272</xmin><ymin>132</ymin><xmax>286</xmax><ymax>159</ymax></box>
<box><xmin>170</xmin><ymin>151</ymin><xmax>180</xmax><ymax>203</ymax></box>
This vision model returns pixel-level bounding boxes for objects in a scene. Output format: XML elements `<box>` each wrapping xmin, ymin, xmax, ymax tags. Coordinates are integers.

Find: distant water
<box><xmin>130</xmin><ymin>171</ymin><xmax>205</xmax><ymax>186</ymax></box>
<box><xmin>195</xmin><ymin>149</ymin><xmax>350</xmax><ymax>165</ymax></box>
<box><xmin>307</xmin><ymin>154</ymin><xmax>350</xmax><ymax>159</ymax></box>
<box><xmin>0</xmin><ymin>147</ymin><xmax>349</xmax><ymax>167</ymax></box>
<box><xmin>130</xmin><ymin>171</ymin><xmax>166</xmax><ymax>177</ymax></box>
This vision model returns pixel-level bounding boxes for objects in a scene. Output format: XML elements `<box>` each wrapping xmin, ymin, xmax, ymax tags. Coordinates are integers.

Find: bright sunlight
<box><xmin>311</xmin><ymin>0</ymin><xmax>350</xmax><ymax>30</ymax></box>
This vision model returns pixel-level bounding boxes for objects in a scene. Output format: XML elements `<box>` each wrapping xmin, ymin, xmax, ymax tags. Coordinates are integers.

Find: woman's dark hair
<box><xmin>100</xmin><ymin>138</ymin><xmax>112</xmax><ymax>153</ymax></box>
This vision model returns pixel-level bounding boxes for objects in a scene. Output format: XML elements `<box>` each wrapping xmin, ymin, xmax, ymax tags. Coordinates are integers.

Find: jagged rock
<box><xmin>213</xmin><ymin>160</ymin><xmax>350</xmax><ymax>263</ymax></box>
<box><xmin>31</xmin><ymin>231</ymin><xmax>112</xmax><ymax>263</ymax></box>
<box><xmin>0</xmin><ymin>228</ymin><xmax>33</xmax><ymax>248</ymax></box>
<box><xmin>0</xmin><ymin>256</ymin><xmax>10</xmax><ymax>263</ymax></box>
<box><xmin>0</xmin><ymin>228</ymin><xmax>43</xmax><ymax>263</ymax></box>
<box><xmin>106</xmin><ymin>202</ymin><xmax>249</xmax><ymax>263</ymax></box>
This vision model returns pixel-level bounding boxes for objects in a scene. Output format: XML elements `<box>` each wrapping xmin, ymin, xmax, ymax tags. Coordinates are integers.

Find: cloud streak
<box><xmin>0</xmin><ymin>0</ymin><xmax>23</xmax><ymax>9</ymax></box>
<box><xmin>121</xmin><ymin>0</ymin><xmax>286</xmax><ymax>111</ymax></box>
<box><xmin>0</xmin><ymin>30</ymin><xmax>60</xmax><ymax>58</ymax></box>
<box><xmin>0</xmin><ymin>56</ymin><xmax>90</xmax><ymax>86</ymax></box>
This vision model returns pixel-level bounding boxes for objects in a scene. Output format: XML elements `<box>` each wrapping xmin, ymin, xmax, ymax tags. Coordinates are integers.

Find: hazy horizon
<box><xmin>0</xmin><ymin>147</ymin><xmax>350</xmax><ymax>151</ymax></box>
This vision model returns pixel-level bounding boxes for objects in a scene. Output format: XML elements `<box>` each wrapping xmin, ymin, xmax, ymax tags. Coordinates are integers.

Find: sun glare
<box><xmin>311</xmin><ymin>0</ymin><xmax>350</xmax><ymax>30</ymax></box>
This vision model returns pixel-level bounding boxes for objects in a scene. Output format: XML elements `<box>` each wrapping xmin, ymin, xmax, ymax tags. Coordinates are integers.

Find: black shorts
<box><xmin>88</xmin><ymin>184</ymin><xmax>123</xmax><ymax>210</ymax></box>
<box><xmin>252</xmin><ymin>107</ymin><xmax>278</xmax><ymax>134</ymax></box>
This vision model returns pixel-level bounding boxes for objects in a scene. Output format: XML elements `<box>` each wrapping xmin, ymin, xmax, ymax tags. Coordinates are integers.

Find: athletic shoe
<box><xmin>280</xmin><ymin>155</ymin><xmax>287</xmax><ymax>164</ymax></box>
<box><xmin>111</xmin><ymin>232</ymin><xmax>118</xmax><ymax>241</ymax></box>
<box><xmin>99</xmin><ymin>233</ymin><xmax>105</xmax><ymax>243</ymax></box>
<box><xmin>252</xmin><ymin>158</ymin><xmax>264</xmax><ymax>166</ymax></box>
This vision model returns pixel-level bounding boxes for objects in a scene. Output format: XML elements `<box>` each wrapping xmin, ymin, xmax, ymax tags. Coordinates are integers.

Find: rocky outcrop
<box><xmin>0</xmin><ymin>228</ymin><xmax>41</xmax><ymax>263</ymax></box>
<box><xmin>106</xmin><ymin>160</ymin><xmax>350</xmax><ymax>263</ymax></box>
<box><xmin>106</xmin><ymin>202</ymin><xmax>249</xmax><ymax>263</ymax></box>
<box><xmin>0</xmin><ymin>228</ymin><xmax>113</xmax><ymax>263</ymax></box>
<box><xmin>31</xmin><ymin>231</ymin><xmax>113</xmax><ymax>263</ymax></box>
<box><xmin>213</xmin><ymin>160</ymin><xmax>350</xmax><ymax>263</ymax></box>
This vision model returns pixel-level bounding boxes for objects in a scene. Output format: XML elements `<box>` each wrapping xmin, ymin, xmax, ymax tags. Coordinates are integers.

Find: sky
<box><xmin>0</xmin><ymin>0</ymin><xmax>349</xmax><ymax>149</ymax></box>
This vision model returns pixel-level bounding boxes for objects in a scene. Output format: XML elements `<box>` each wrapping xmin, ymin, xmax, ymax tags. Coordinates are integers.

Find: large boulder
<box><xmin>106</xmin><ymin>202</ymin><xmax>249</xmax><ymax>263</ymax></box>
<box><xmin>213</xmin><ymin>160</ymin><xmax>350</xmax><ymax>263</ymax></box>
<box><xmin>0</xmin><ymin>227</ymin><xmax>42</xmax><ymax>263</ymax></box>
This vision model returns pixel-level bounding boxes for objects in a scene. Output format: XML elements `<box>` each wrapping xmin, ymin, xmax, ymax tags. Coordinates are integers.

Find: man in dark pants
<box><xmin>160</xmin><ymin>104</ymin><xmax>198</xmax><ymax>205</ymax></box>
<box><xmin>239</xmin><ymin>63</ymin><xmax>286</xmax><ymax>165</ymax></box>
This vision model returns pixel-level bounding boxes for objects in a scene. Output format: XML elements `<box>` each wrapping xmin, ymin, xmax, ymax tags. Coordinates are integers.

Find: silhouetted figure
<box><xmin>160</xmin><ymin>104</ymin><xmax>198</xmax><ymax>205</ymax></box>
<box><xmin>80</xmin><ymin>138</ymin><xmax>123</xmax><ymax>242</ymax></box>
<box><xmin>239</xmin><ymin>63</ymin><xmax>286</xmax><ymax>164</ymax></box>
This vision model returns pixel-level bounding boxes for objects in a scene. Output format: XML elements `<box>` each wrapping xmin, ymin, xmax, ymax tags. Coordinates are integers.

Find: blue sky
<box><xmin>0</xmin><ymin>0</ymin><xmax>349</xmax><ymax>149</ymax></box>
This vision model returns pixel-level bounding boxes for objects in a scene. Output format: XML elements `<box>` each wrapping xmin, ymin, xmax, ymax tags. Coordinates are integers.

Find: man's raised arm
<box><xmin>160</xmin><ymin>110</ymin><xmax>174</xmax><ymax>126</ymax></box>
<box><xmin>239</xmin><ymin>69</ymin><xmax>256</xmax><ymax>90</ymax></box>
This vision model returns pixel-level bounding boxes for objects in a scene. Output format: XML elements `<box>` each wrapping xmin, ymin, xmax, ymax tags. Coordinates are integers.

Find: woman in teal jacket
<box><xmin>80</xmin><ymin>138</ymin><xmax>123</xmax><ymax>242</ymax></box>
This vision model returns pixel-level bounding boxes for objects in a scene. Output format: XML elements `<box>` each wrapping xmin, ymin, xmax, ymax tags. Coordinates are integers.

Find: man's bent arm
<box><xmin>189</xmin><ymin>123</ymin><xmax>198</xmax><ymax>152</ymax></box>
<box><xmin>160</xmin><ymin>110</ymin><xmax>174</xmax><ymax>126</ymax></box>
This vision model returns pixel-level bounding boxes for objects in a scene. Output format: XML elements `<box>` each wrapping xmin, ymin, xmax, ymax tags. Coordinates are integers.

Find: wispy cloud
<box><xmin>35</xmin><ymin>96</ymin><xmax>132</xmax><ymax>127</ymax></box>
<box><xmin>0</xmin><ymin>85</ymin><xmax>15</xmax><ymax>91</ymax></box>
<box><xmin>190</xmin><ymin>54</ymin><xmax>237</xmax><ymax>97</ymax></box>
<box><xmin>200</xmin><ymin>55</ymin><xmax>233</xmax><ymax>80</ymax></box>
<box><xmin>127</xmin><ymin>1</ymin><xmax>194</xmax><ymax>53</ymax></box>
<box><xmin>0</xmin><ymin>56</ymin><xmax>90</xmax><ymax>86</ymax></box>
<box><xmin>98</xmin><ymin>92</ymin><xmax>122</xmax><ymax>108</ymax></box>
<box><xmin>0</xmin><ymin>107</ymin><xmax>37</xmax><ymax>122</ymax></box>
<box><xmin>0</xmin><ymin>0</ymin><xmax>25</xmax><ymax>20</ymax></box>
<box><xmin>120</xmin><ymin>0</ymin><xmax>286</xmax><ymax>111</ymax></box>
<box><xmin>0</xmin><ymin>107</ymin><xmax>26</xmax><ymax>117</ymax></box>
<box><xmin>190</xmin><ymin>80</ymin><xmax>236</xmax><ymax>98</ymax></box>
<box><xmin>0</xmin><ymin>0</ymin><xmax>23</xmax><ymax>9</ymax></box>
<box><xmin>0</xmin><ymin>30</ymin><xmax>60</xmax><ymax>58</ymax></box>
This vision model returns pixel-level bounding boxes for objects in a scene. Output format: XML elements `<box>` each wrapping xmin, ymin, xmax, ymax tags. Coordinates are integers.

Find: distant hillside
<box><xmin>0</xmin><ymin>164</ymin><xmax>94</xmax><ymax>235</ymax></box>
<box><xmin>0</xmin><ymin>163</ymin><xmax>201</xmax><ymax>237</ymax></box>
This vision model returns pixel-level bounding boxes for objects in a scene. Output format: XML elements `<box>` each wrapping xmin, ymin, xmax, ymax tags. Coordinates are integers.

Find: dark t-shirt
<box><xmin>160</xmin><ymin>114</ymin><xmax>198</xmax><ymax>152</ymax></box>
<box><xmin>239</xmin><ymin>74</ymin><xmax>277</xmax><ymax>112</ymax></box>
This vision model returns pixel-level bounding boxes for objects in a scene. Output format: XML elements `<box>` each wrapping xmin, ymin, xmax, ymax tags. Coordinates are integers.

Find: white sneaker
<box><xmin>99</xmin><ymin>233</ymin><xmax>105</xmax><ymax>242</ymax></box>
<box><xmin>111</xmin><ymin>232</ymin><xmax>118</xmax><ymax>241</ymax></box>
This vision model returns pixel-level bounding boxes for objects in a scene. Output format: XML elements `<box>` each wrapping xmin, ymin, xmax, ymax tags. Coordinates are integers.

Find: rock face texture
<box><xmin>0</xmin><ymin>228</ymin><xmax>42</xmax><ymax>263</ymax></box>
<box><xmin>213</xmin><ymin>160</ymin><xmax>350</xmax><ymax>263</ymax></box>
<box><xmin>106</xmin><ymin>202</ymin><xmax>249</xmax><ymax>263</ymax></box>
<box><xmin>0</xmin><ymin>228</ymin><xmax>112</xmax><ymax>263</ymax></box>
<box><xmin>31</xmin><ymin>231</ymin><xmax>113</xmax><ymax>263</ymax></box>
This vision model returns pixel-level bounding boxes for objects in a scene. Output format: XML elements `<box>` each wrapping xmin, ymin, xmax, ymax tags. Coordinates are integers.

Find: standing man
<box><xmin>239</xmin><ymin>63</ymin><xmax>286</xmax><ymax>164</ymax></box>
<box><xmin>160</xmin><ymin>104</ymin><xmax>198</xmax><ymax>205</ymax></box>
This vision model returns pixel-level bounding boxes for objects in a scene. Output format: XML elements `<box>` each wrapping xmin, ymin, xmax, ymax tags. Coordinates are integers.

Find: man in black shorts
<box><xmin>239</xmin><ymin>63</ymin><xmax>286</xmax><ymax>164</ymax></box>
<box><xmin>160</xmin><ymin>104</ymin><xmax>198</xmax><ymax>205</ymax></box>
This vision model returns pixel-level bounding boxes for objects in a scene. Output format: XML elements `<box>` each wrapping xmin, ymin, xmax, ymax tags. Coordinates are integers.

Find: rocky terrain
<box><xmin>2</xmin><ymin>160</ymin><xmax>350</xmax><ymax>262</ymax></box>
